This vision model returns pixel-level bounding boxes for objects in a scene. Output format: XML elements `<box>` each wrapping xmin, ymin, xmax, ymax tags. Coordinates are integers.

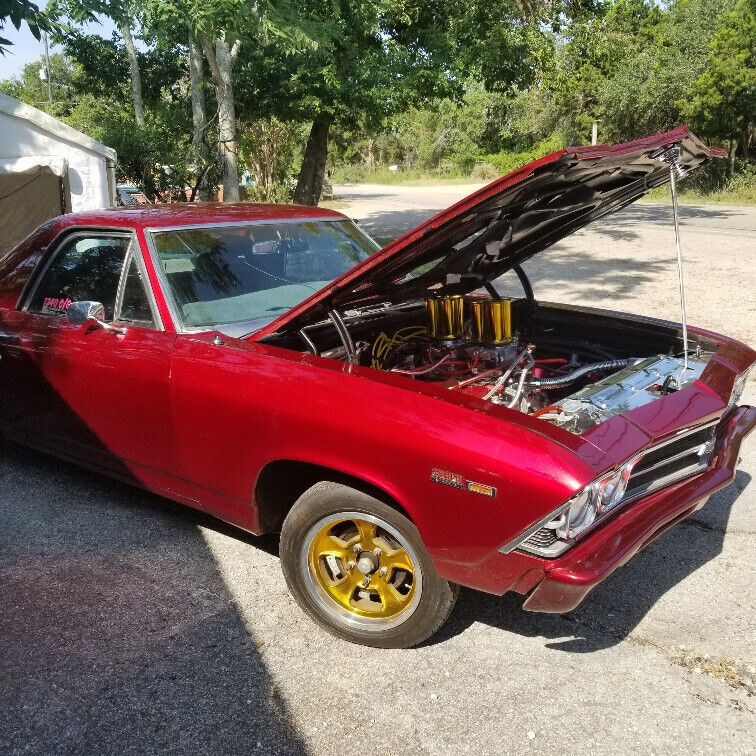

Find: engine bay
<box><xmin>266</xmin><ymin>294</ymin><xmax>712</xmax><ymax>434</ymax></box>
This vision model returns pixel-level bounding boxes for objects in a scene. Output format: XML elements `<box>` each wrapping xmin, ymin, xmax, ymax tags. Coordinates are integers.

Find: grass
<box><xmin>318</xmin><ymin>198</ymin><xmax>351</xmax><ymax>211</ymax></box>
<box><xmin>331</xmin><ymin>164</ymin><xmax>756</xmax><ymax>206</ymax></box>
<box><xmin>330</xmin><ymin>166</ymin><xmax>471</xmax><ymax>186</ymax></box>
<box><xmin>640</xmin><ymin>184</ymin><xmax>756</xmax><ymax>206</ymax></box>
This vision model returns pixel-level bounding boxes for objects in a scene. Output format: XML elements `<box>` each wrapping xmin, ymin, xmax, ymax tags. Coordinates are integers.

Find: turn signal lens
<box><xmin>730</xmin><ymin>364</ymin><xmax>754</xmax><ymax>407</ymax></box>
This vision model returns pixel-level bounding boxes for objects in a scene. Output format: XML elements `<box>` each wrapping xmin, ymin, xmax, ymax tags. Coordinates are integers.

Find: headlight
<box><xmin>516</xmin><ymin>461</ymin><xmax>637</xmax><ymax>558</ymax></box>
<box><xmin>555</xmin><ymin>487</ymin><xmax>598</xmax><ymax>540</ymax></box>
<box><xmin>596</xmin><ymin>463</ymin><xmax>632</xmax><ymax>513</ymax></box>
<box><xmin>730</xmin><ymin>363</ymin><xmax>754</xmax><ymax>406</ymax></box>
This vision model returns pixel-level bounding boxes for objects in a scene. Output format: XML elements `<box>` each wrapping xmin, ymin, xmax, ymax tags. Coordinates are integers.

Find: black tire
<box><xmin>279</xmin><ymin>481</ymin><xmax>458</xmax><ymax>648</ymax></box>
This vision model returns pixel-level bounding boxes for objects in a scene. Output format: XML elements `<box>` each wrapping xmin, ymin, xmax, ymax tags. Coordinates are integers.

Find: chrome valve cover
<box><xmin>555</xmin><ymin>355</ymin><xmax>708</xmax><ymax>433</ymax></box>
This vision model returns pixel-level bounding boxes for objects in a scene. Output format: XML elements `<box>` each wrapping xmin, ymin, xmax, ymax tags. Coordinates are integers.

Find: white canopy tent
<box><xmin>0</xmin><ymin>93</ymin><xmax>117</xmax><ymax>255</ymax></box>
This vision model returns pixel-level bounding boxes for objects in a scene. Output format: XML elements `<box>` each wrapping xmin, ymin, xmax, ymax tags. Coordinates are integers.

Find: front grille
<box><xmin>521</xmin><ymin>528</ymin><xmax>558</xmax><ymax>551</ymax></box>
<box><xmin>625</xmin><ymin>421</ymin><xmax>718</xmax><ymax>500</ymax></box>
<box><xmin>508</xmin><ymin>419</ymin><xmax>721</xmax><ymax>559</ymax></box>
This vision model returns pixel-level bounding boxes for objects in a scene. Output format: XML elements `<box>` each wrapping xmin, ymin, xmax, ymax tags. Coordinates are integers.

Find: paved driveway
<box><xmin>1</xmin><ymin>188</ymin><xmax>755</xmax><ymax>755</ymax></box>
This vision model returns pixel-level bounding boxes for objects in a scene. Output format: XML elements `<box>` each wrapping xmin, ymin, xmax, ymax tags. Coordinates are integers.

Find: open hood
<box><xmin>252</xmin><ymin>127</ymin><xmax>724</xmax><ymax>339</ymax></box>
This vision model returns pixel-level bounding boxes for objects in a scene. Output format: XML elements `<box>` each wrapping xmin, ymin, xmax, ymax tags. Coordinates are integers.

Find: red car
<box><xmin>0</xmin><ymin>127</ymin><xmax>753</xmax><ymax>648</ymax></box>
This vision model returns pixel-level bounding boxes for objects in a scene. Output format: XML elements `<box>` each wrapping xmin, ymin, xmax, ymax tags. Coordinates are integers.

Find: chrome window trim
<box><xmin>143</xmin><ymin>217</ymin><xmax>378</xmax><ymax>335</ymax></box>
<box><xmin>23</xmin><ymin>229</ymin><xmax>132</xmax><ymax>317</ymax></box>
<box><xmin>16</xmin><ymin>225</ymin><xmax>135</xmax><ymax>311</ymax></box>
<box><xmin>500</xmin><ymin>418</ymin><xmax>722</xmax><ymax>557</ymax></box>
<box><xmin>142</xmin><ymin>217</ymin><xmax>352</xmax><ymax>234</ymax></box>
<box><xmin>113</xmin><ymin>246</ymin><xmax>163</xmax><ymax>330</ymax></box>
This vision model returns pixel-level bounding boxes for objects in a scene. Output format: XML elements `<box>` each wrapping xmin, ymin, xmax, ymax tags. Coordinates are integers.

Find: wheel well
<box><xmin>254</xmin><ymin>460</ymin><xmax>412</xmax><ymax>533</ymax></box>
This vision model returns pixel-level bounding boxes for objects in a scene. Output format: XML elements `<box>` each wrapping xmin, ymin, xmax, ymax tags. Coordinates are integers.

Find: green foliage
<box><xmin>0</xmin><ymin>52</ymin><xmax>77</xmax><ymax>107</ymax></box>
<box><xmin>481</xmin><ymin>136</ymin><xmax>564</xmax><ymax>176</ymax></box>
<box><xmin>238</xmin><ymin>117</ymin><xmax>300</xmax><ymax>201</ymax></box>
<box><xmin>1</xmin><ymin>0</ymin><xmax>753</xmax><ymax>201</ymax></box>
<box><xmin>679</xmin><ymin>0</ymin><xmax>755</xmax><ymax>154</ymax></box>
<box><xmin>0</xmin><ymin>0</ymin><xmax>59</xmax><ymax>54</ymax></box>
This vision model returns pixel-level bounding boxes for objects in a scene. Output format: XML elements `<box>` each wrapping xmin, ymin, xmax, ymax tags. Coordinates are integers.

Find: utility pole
<box><xmin>43</xmin><ymin>32</ymin><xmax>52</xmax><ymax>103</ymax></box>
<box><xmin>591</xmin><ymin>122</ymin><xmax>598</xmax><ymax>146</ymax></box>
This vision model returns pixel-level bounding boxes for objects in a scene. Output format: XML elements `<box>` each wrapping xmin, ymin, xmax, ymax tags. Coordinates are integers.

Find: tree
<box><xmin>144</xmin><ymin>0</ymin><xmax>307</xmax><ymax>202</ymax></box>
<box><xmin>49</xmin><ymin>0</ymin><xmax>147</xmax><ymax>126</ymax></box>
<box><xmin>266</xmin><ymin>0</ymin><xmax>464</xmax><ymax>205</ymax></box>
<box><xmin>278</xmin><ymin>0</ymin><xmax>564</xmax><ymax>205</ymax></box>
<box><xmin>188</xmin><ymin>33</ymin><xmax>210</xmax><ymax>200</ymax></box>
<box><xmin>200</xmin><ymin>30</ymin><xmax>241</xmax><ymax>201</ymax></box>
<box><xmin>1</xmin><ymin>0</ymin><xmax>58</xmax><ymax>54</ymax></box>
<box><xmin>680</xmin><ymin>0</ymin><xmax>755</xmax><ymax>164</ymax></box>
<box><xmin>0</xmin><ymin>51</ymin><xmax>76</xmax><ymax>107</ymax></box>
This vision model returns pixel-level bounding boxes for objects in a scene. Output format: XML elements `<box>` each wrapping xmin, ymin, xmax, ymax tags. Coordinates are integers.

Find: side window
<box><xmin>117</xmin><ymin>256</ymin><xmax>154</xmax><ymax>326</ymax></box>
<box><xmin>27</xmin><ymin>235</ymin><xmax>131</xmax><ymax>320</ymax></box>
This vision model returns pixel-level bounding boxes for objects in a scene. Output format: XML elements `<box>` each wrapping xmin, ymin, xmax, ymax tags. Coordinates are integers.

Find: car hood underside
<box><xmin>252</xmin><ymin>127</ymin><xmax>724</xmax><ymax>339</ymax></box>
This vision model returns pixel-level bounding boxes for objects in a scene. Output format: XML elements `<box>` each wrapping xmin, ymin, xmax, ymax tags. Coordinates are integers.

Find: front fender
<box><xmin>170</xmin><ymin>336</ymin><xmax>595</xmax><ymax>566</ymax></box>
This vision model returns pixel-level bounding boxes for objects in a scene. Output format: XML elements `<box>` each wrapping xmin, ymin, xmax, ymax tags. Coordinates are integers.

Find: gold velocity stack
<box><xmin>425</xmin><ymin>295</ymin><xmax>515</xmax><ymax>343</ymax></box>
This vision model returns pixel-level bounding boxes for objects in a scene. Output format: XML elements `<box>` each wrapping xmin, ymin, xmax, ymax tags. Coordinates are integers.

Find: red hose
<box><xmin>532</xmin><ymin>405</ymin><xmax>563</xmax><ymax>418</ymax></box>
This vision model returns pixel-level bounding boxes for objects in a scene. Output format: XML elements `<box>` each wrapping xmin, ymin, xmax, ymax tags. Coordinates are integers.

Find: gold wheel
<box><xmin>303</xmin><ymin>512</ymin><xmax>421</xmax><ymax>628</ymax></box>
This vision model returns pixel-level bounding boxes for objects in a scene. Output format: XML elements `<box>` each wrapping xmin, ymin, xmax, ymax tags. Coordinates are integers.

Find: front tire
<box><xmin>279</xmin><ymin>481</ymin><xmax>458</xmax><ymax>648</ymax></box>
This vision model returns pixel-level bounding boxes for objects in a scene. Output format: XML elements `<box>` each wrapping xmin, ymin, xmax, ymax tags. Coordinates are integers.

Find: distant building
<box><xmin>0</xmin><ymin>92</ymin><xmax>117</xmax><ymax>255</ymax></box>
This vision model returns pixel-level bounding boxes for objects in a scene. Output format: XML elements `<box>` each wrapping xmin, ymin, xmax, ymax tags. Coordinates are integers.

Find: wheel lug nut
<box><xmin>346</xmin><ymin>561</ymin><xmax>356</xmax><ymax>571</ymax></box>
<box><xmin>379</xmin><ymin>567</ymin><xmax>388</xmax><ymax>577</ymax></box>
<box><xmin>373</xmin><ymin>547</ymin><xmax>382</xmax><ymax>557</ymax></box>
<box><xmin>362</xmin><ymin>576</ymin><xmax>371</xmax><ymax>587</ymax></box>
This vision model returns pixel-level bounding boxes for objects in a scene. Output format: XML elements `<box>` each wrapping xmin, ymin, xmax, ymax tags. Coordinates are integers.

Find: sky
<box><xmin>0</xmin><ymin>4</ymin><xmax>118</xmax><ymax>80</ymax></box>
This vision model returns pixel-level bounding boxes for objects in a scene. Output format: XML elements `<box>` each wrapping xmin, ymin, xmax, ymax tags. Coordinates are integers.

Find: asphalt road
<box><xmin>1</xmin><ymin>187</ymin><xmax>755</xmax><ymax>755</ymax></box>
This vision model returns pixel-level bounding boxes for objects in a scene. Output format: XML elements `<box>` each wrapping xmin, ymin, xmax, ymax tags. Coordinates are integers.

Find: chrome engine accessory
<box><xmin>425</xmin><ymin>294</ymin><xmax>520</xmax><ymax>343</ymax></box>
<box><xmin>469</xmin><ymin>297</ymin><xmax>514</xmax><ymax>344</ymax></box>
<box><xmin>544</xmin><ymin>355</ymin><xmax>708</xmax><ymax>433</ymax></box>
<box><xmin>425</xmin><ymin>295</ymin><xmax>465</xmax><ymax>340</ymax></box>
<box><xmin>528</xmin><ymin>359</ymin><xmax>634</xmax><ymax>390</ymax></box>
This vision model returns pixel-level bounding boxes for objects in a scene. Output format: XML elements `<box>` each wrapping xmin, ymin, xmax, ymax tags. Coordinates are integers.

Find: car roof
<box><xmin>57</xmin><ymin>202</ymin><xmax>348</xmax><ymax>231</ymax></box>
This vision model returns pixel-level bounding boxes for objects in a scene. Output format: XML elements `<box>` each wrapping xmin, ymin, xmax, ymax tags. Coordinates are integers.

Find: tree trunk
<box><xmin>188</xmin><ymin>34</ymin><xmax>209</xmax><ymax>201</ymax></box>
<box><xmin>729</xmin><ymin>138</ymin><xmax>736</xmax><ymax>177</ymax></box>
<box><xmin>118</xmin><ymin>20</ymin><xmax>145</xmax><ymax>128</ymax></box>
<box><xmin>294</xmin><ymin>115</ymin><xmax>332</xmax><ymax>206</ymax></box>
<box><xmin>202</xmin><ymin>34</ymin><xmax>240</xmax><ymax>203</ymax></box>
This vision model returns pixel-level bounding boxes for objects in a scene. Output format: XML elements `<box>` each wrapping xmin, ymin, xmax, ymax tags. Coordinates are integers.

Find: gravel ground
<box><xmin>1</xmin><ymin>186</ymin><xmax>755</xmax><ymax>755</ymax></box>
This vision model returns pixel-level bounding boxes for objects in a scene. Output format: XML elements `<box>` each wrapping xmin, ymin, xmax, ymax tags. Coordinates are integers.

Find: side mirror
<box><xmin>67</xmin><ymin>300</ymin><xmax>105</xmax><ymax>325</ymax></box>
<box><xmin>67</xmin><ymin>301</ymin><xmax>126</xmax><ymax>334</ymax></box>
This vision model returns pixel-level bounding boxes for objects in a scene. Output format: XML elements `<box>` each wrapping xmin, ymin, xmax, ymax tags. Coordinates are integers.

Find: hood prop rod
<box><xmin>660</xmin><ymin>146</ymin><xmax>690</xmax><ymax>385</ymax></box>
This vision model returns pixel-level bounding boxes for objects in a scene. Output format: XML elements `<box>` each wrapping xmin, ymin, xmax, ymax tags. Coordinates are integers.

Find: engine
<box><xmin>371</xmin><ymin>294</ymin><xmax>707</xmax><ymax>432</ymax></box>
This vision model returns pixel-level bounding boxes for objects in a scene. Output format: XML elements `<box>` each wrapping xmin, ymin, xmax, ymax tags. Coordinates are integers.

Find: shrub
<box><xmin>470</xmin><ymin>162</ymin><xmax>499</xmax><ymax>181</ymax></box>
<box><xmin>482</xmin><ymin>136</ymin><xmax>564</xmax><ymax>177</ymax></box>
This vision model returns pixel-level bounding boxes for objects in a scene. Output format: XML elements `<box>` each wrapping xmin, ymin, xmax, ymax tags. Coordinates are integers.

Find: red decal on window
<box><xmin>42</xmin><ymin>297</ymin><xmax>72</xmax><ymax>311</ymax></box>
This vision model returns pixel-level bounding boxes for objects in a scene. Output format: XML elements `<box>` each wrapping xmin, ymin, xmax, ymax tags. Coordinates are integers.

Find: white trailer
<box><xmin>0</xmin><ymin>92</ymin><xmax>117</xmax><ymax>255</ymax></box>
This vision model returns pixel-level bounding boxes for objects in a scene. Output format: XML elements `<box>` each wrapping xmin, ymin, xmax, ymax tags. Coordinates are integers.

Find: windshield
<box><xmin>150</xmin><ymin>220</ymin><xmax>379</xmax><ymax>329</ymax></box>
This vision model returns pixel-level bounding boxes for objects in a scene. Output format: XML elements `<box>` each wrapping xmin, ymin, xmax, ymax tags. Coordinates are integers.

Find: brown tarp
<box><xmin>0</xmin><ymin>164</ymin><xmax>71</xmax><ymax>256</ymax></box>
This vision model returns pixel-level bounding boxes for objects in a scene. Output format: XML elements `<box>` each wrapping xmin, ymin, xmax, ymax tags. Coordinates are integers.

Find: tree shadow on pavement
<box><xmin>521</xmin><ymin>250</ymin><xmax>670</xmax><ymax>300</ymax></box>
<box><xmin>611</xmin><ymin>203</ymin><xmax>743</xmax><ymax>224</ymax></box>
<box><xmin>0</xmin><ymin>443</ymin><xmax>307</xmax><ymax>756</ymax></box>
<box><xmin>353</xmin><ymin>208</ymin><xmax>445</xmax><ymax>241</ymax></box>
<box><xmin>435</xmin><ymin>470</ymin><xmax>750</xmax><ymax>653</ymax></box>
<box><xmin>348</xmin><ymin>194</ymin><xmax>744</xmax><ymax>248</ymax></box>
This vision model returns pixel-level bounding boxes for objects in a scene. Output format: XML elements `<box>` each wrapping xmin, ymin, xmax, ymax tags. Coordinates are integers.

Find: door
<box><xmin>0</xmin><ymin>231</ymin><xmax>177</xmax><ymax>482</ymax></box>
